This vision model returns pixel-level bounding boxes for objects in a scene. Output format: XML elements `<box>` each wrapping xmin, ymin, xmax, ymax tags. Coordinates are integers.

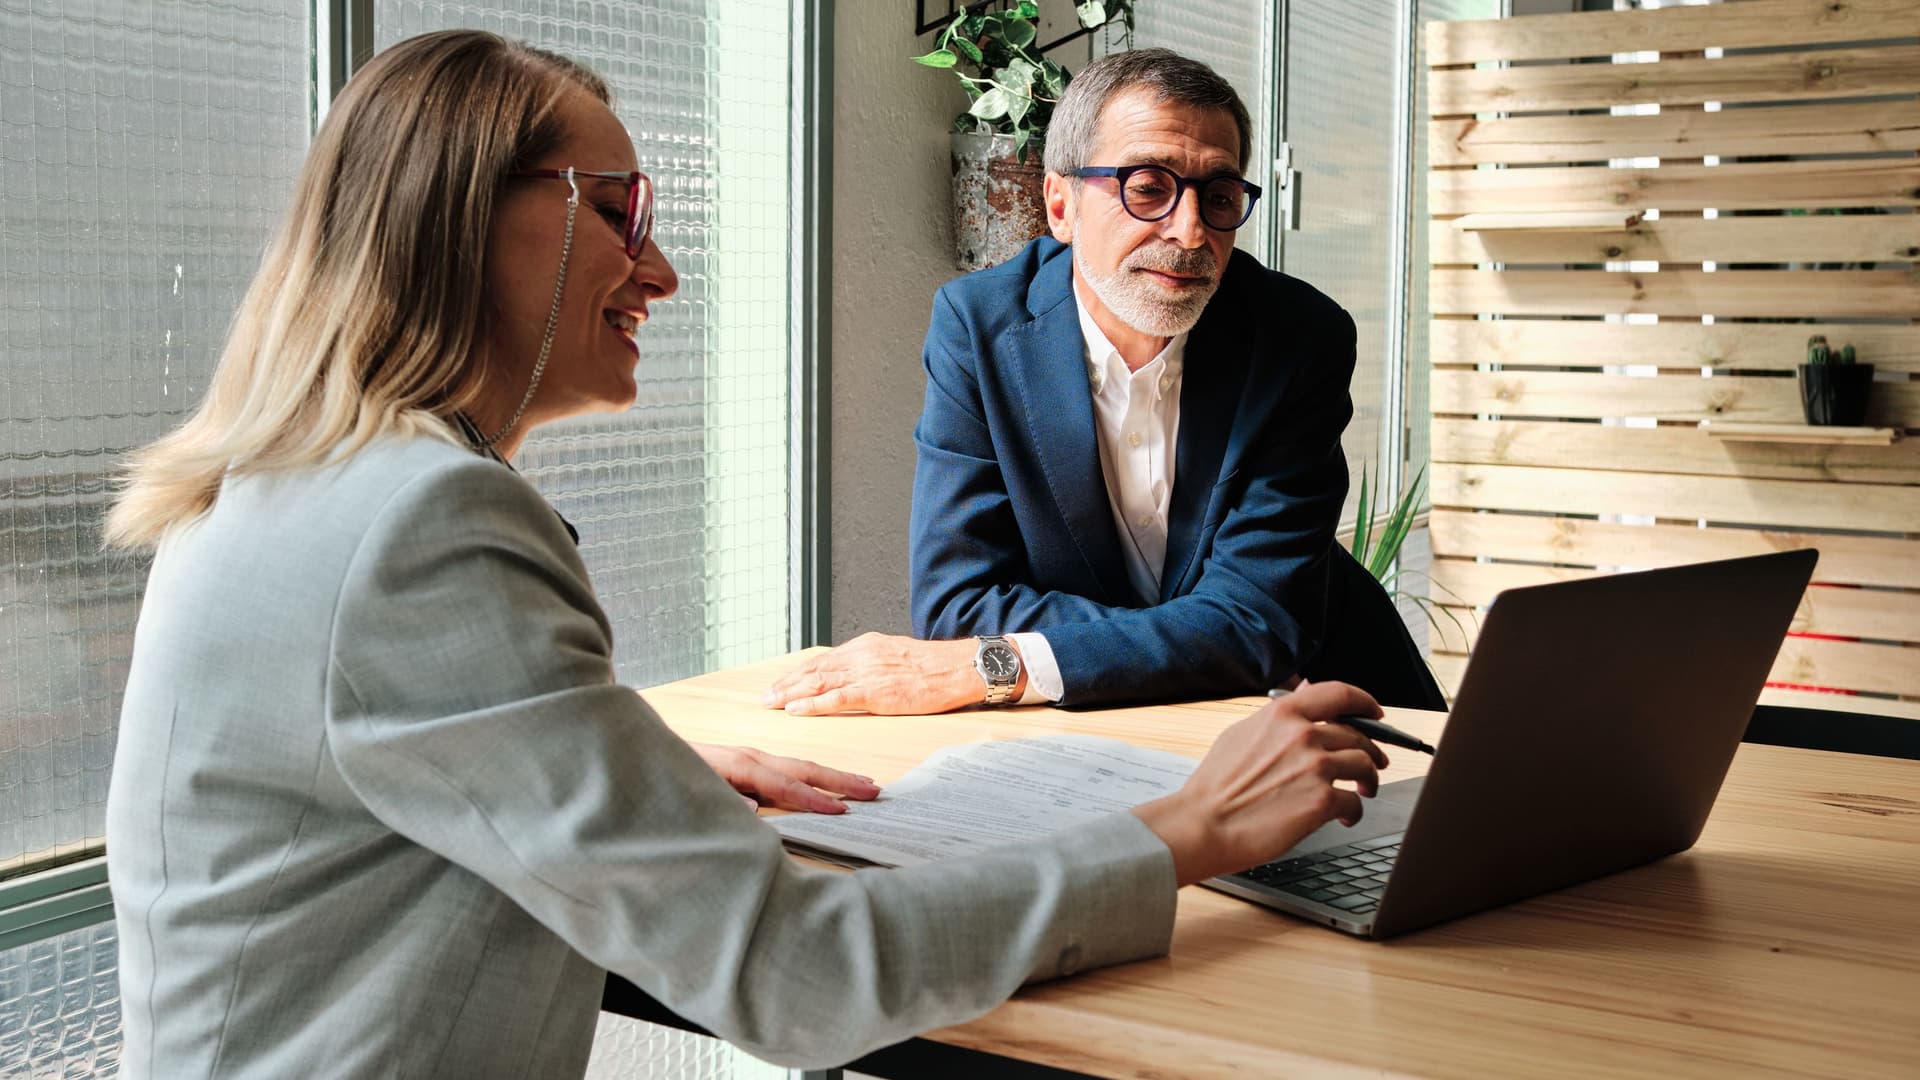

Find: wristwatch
<box><xmin>974</xmin><ymin>635</ymin><xmax>1022</xmax><ymax>706</ymax></box>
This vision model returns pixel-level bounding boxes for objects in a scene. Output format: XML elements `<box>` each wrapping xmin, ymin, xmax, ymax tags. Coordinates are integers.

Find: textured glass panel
<box><xmin>373</xmin><ymin>0</ymin><xmax>791</xmax><ymax>688</ymax></box>
<box><xmin>0</xmin><ymin>0</ymin><xmax>311</xmax><ymax>876</ymax></box>
<box><xmin>0</xmin><ymin>920</ymin><xmax>121</xmax><ymax>1077</ymax></box>
<box><xmin>1278</xmin><ymin>0</ymin><xmax>1404</xmax><ymax>524</ymax></box>
<box><xmin>370</xmin><ymin>4</ymin><xmax>794</xmax><ymax>1072</ymax></box>
<box><xmin>584</xmin><ymin>1012</ymin><xmax>785</xmax><ymax>1080</ymax></box>
<box><xmin>1115</xmin><ymin>3</ymin><xmax>1274</xmax><ymax>257</ymax></box>
<box><xmin>1408</xmin><ymin>0</ymin><xmax>1503</xmax><ymax>503</ymax></box>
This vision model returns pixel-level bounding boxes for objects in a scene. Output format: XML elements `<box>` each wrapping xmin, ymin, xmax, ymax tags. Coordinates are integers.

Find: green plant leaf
<box><xmin>969</xmin><ymin>87</ymin><xmax>1012</xmax><ymax>120</ymax></box>
<box><xmin>1041</xmin><ymin>58</ymin><xmax>1067</xmax><ymax>95</ymax></box>
<box><xmin>1004</xmin><ymin>18</ymin><xmax>1036</xmax><ymax>49</ymax></box>
<box><xmin>1077</xmin><ymin>0</ymin><xmax>1109</xmax><ymax>28</ymax></box>
<box><xmin>1352</xmin><ymin>466</ymin><xmax>1374</xmax><ymax>568</ymax></box>
<box><xmin>1000</xmin><ymin>58</ymin><xmax>1039</xmax><ymax>93</ymax></box>
<box><xmin>912</xmin><ymin>49</ymin><xmax>958</xmax><ymax>69</ymax></box>
<box><xmin>1014</xmin><ymin>127</ymin><xmax>1033</xmax><ymax>162</ymax></box>
<box><xmin>1017</xmin><ymin>0</ymin><xmax>1041</xmax><ymax>17</ymax></box>
<box><xmin>1006</xmin><ymin>86</ymin><xmax>1033</xmax><ymax>124</ymax></box>
<box><xmin>951</xmin><ymin>36</ymin><xmax>983</xmax><ymax>64</ymax></box>
<box><xmin>1369</xmin><ymin>466</ymin><xmax>1425</xmax><ymax>579</ymax></box>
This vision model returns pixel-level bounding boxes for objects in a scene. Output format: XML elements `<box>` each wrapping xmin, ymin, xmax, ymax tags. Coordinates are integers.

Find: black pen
<box><xmin>1266</xmin><ymin>688</ymin><xmax>1437</xmax><ymax>755</ymax></box>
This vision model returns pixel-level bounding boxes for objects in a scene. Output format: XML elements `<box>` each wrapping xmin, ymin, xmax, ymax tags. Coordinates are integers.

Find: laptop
<box><xmin>1203</xmin><ymin>549</ymin><xmax>1818</xmax><ymax>938</ymax></box>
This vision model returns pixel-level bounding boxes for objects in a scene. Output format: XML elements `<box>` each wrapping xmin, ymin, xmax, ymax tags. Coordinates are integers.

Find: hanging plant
<box><xmin>912</xmin><ymin>0</ymin><xmax>1135</xmax><ymax>163</ymax></box>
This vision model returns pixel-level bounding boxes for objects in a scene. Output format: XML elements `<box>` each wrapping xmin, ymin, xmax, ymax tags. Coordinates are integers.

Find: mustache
<box><xmin>1124</xmin><ymin>245</ymin><xmax>1219</xmax><ymax>280</ymax></box>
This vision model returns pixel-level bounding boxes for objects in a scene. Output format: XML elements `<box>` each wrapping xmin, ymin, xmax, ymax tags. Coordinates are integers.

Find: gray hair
<box><xmin>1043</xmin><ymin>48</ymin><xmax>1252</xmax><ymax>176</ymax></box>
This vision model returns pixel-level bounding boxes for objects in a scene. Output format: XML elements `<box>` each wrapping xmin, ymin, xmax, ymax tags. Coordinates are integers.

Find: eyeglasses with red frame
<box><xmin>510</xmin><ymin>168</ymin><xmax>655</xmax><ymax>258</ymax></box>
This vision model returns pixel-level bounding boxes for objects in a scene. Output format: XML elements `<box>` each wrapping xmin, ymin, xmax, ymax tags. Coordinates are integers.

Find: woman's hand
<box><xmin>1130</xmin><ymin>681</ymin><xmax>1389</xmax><ymax>886</ymax></box>
<box><xmin>690</xmin><ymin>743</ymin><xmax>882</xmax><ymax>814</ymax></box>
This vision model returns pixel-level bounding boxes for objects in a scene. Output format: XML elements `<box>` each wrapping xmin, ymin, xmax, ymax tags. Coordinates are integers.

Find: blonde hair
<box><xmin>104</xmin><ymin>30</ymin><xmax>610</xmax><ymax>549</ymax></box>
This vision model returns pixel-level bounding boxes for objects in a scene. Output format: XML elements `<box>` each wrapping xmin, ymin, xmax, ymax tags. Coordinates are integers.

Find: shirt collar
<box><xmin>1072</xmin><ymin>278</ymin><xmax>1187</xmax><ymax>396</ymax></box>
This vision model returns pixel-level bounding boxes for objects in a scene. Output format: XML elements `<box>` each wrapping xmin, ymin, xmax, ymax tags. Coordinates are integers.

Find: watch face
<box><xmin>980</xmin><ymin>644</ymin><xmax>1019</xmax><ymax>680</ymax></box>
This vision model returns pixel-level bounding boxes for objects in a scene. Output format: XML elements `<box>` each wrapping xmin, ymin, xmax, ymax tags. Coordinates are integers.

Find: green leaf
<box><xmin>1077</xmin><ymin>0</ymin><xmax>1109</xmax><ymax>28</ymax></box>
<box><xmin>1004</xmin><ymin>18</ymin><xmax>1036</xmax><ymax>49</ymax></box>
<box><xmin>1014</xmin><ymin>127</ymin><xmax>1033</xmax><ymax>162</ymax></box>
<box><xmin>1352</xmin><ymin>466</ymin><xmax>1374</xmax><ymax>568</ymax></box>
<box><xmin>1041</xmin><ymin>59</ymin><xmax>1068</xmax><ymax>95</ymax></box>
<box><xmin>912</xmin><ymin>49</ymin><xmax>958</xmax><ymax>69</ymax></box>
<box><xmin>1006</xmin><ymin>87</ymin><xmax>1033</xmax><ymax>124</ymax></box>
<box><xmin>969</xmin><ymin>87</ymin><xmax>1012</xmax><ymax>120</ymax></box>
<box><xmin>1368</xmin><ymin>465</ymin><xmax>1424</xmax><ymax>579</ymax></box>
<box><xmin>963</xmin><ymin>13</ymin><xmax>986</xmax><ymax>36</ymax></box>
<box><xmin>1016</xmin><ymin>0</ymin><xmax>1040</xmax><ymax>18</ymax></box>
<box><xmin>952</xmin><ymin>36</ymin><xmax>983</xmax><ymax>64</ymax></box>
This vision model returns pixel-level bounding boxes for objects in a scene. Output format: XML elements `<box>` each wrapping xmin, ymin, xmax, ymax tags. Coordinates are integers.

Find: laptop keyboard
<box><xmin>1232</xmin><ymin>832</ymin><xmax>1404</xmax><ymax>915</ymax></box>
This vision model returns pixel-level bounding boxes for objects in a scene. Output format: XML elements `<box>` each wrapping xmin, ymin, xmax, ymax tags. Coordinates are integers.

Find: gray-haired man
<box><xmin>767</xmin><ymin>49</ymin><xmax>1360</xmax><ymax>713</ymax></box>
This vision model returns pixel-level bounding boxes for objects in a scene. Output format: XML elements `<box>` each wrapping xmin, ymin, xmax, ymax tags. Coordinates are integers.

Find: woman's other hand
<box><xmin>690</xmin><ymin>743</ymin><xmax>882</xmax><ymax>814</ymax></box>
<box><xmin>1130</xmin><ymin>681</ymin><xmax>1389</xmax><ymax>886</ymax></box>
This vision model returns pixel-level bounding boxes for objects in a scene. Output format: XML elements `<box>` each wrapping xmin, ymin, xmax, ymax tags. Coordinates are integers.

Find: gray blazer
<box><xmin>106</xmin><ymin>435</ymin><xmax>1176</xmax><ymax>1078</ymax></box>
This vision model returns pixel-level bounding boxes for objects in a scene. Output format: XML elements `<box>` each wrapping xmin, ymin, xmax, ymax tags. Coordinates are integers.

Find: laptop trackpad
<box><xmin>1282</xmin><ymin>776</ymin><xmax>1424</xmax><ymax>857</ymax></box>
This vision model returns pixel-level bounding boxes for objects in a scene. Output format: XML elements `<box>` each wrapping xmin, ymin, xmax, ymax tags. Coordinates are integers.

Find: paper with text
<box><xmin>769</xmin><ymin>734</ymin><xmax>1199</xmax><ymax>867</ymax></box>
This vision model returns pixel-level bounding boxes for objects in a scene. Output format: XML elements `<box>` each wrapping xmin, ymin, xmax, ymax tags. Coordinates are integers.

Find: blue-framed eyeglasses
<box><xmin>1065</xmin><ymin>165</ymin><xmax>1262</xmax><ymax>232</ymax></box>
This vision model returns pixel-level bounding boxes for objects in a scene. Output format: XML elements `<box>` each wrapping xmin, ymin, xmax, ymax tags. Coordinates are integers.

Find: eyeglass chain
<box><xmin>478</xmin><ymin>167</ymin><xmax>578</xmax><ymax>450</ymax></box>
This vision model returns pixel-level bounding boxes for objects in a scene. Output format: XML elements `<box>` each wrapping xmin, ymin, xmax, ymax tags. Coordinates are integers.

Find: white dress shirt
<box><xmin>1010</xmin><ymin>281</ymin><xmax>1187</xmax><ymax>703</ymax></box>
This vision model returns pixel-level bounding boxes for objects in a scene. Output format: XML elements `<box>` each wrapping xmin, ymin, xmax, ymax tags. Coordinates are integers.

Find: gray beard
<box><xmin>1074</xmin><ymin>241</ymin><xmax>1220</xmax><ymax>338</ymax></box>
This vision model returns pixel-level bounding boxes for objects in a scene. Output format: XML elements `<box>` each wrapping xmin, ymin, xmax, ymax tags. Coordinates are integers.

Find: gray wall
<box><xmin>828</xmin><ymin>8</ymin><xmax>965</xmax><ymax>640</ymax></box>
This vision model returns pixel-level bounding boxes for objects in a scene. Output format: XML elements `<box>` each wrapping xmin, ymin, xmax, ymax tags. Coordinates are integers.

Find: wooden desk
<box><xmin>624</xmin><ymin>651</ymin><xmax>1920</xmax><ymax>1078</ymax></box>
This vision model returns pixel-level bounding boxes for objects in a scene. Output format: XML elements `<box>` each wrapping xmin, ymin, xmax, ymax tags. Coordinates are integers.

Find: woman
<box><xmin>103</xmin><ymin>30</ymin><xmax>1386</xmax><ymax>1078</ymax></box>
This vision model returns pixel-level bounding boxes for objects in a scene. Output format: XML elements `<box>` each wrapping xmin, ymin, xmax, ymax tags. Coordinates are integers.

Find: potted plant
<box><xmin>1350</xmin><ymin>464</ymin><xmax>1473</xmax><ymax>702</ymax></box>
<box><xmin>913</xmin><ymin>1</ymin><xmax>1134</xmax><ymax>270</ymax></box>
<box><xmin>1798</xmin><ymin>335</ymin><xmax>1875</xmax><ymax>426</ymax></box>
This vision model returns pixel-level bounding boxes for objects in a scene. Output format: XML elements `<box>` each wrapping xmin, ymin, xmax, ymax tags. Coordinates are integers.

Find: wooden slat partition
<box><xmin>1430</xmin><ymin>101</ymin><xmax>1920</xmax><ymax>167</ymax></box>
<box><xmin>1431</xmin><ymin>214</ymin><xmax>1920</xmax><ymax>267</ymax></box>
<box><xmin>1428</xmin><ymin>158</ymin><xmax>1920</xmax><ymax>216</ymax></box>
<box><xmin>1431</xmin><ymin>268</ymin><xmax>1920</xmax><ymax>319</ymax></box>
<box><xmin>1431</xmin><ymin>371</ymin><xmax>1920</xmax><ymax>425</ymax></box>
<box><xmin>1427</xmin><ymin>509</ymin><xmax>1920</xmax><ymax>588</ymax></box>
<box><xmin>1432</xmin><ymin>463</ymin><xmax>1920</xmax><ymax>533</ymax></box>
<box><xmin>1430</xmin><ymin>417</ymin><xmax>1920</xmax><ymax>484</ymax></box>
<box><xmin>1432</xmin><ymin>651</ymin><xmax>1920</xmax><ymax>720</ymax></box>
<box><xmin>1429</xmin><ymin>561</ymin><xmax>1920</xmax><ymax>642</ymax></box>
<box><xmin>1429</xmin><ymin>634</ymin><xmax>1920</xmax><ymax>700</ymax></box>
<box><xmin>1430</xmin><ymin>321</ymin><xmax>1920</xmax><ymax>373</ymax></box>
<box><xmin>1430</xmin><ymin>45</ymin><xmax>1920</xmax><ymax>115</ymax></box>
<box><xmin>1425</xmin><ymin>2</ymin><xmax>1920</xmax><ymax>724</ymax></box>
<box><xmin>1427</xmin><ymin>0</ymin><xmax>1920</xmax><ymax>65</ymax></box>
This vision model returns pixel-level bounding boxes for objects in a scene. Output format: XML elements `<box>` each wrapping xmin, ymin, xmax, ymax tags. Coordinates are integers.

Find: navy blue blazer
<box><xmin>908</xmin><ymin>237</ymin><xmax>1355</xmax><ymax>706</ymax></box>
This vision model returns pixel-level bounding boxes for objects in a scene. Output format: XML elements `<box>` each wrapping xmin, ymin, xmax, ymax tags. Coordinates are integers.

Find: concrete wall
<box><xmin>827</xmin><ymin>7</ymin><xmax>967</xmax><ymax>640</ymax></box>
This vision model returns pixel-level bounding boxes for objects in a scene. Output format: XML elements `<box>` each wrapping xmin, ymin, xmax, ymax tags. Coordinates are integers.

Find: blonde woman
<box><xmin>103</xmin><ymin>30</ymin><xmax>1386</xmax><ymax>1078</ymax></box>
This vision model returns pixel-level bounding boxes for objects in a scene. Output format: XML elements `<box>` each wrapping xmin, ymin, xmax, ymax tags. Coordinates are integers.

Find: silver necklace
<box><xmin>479</xmin><ymin>169</ymin><xmax>579</xmax><ymax>450</ymax></box>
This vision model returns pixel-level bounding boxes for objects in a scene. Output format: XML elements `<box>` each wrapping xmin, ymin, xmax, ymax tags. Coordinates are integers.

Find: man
<box><xmin>767</xmin><ymin>49</ymin><xmax>1356</xmax><ymax>713</ymax></box>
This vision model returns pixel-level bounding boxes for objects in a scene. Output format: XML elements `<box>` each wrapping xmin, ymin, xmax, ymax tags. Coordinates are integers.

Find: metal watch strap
<box><xmin>976</xmin><ymin>634</ymin><xmax>1020</xmax><ymax>706</ymax></box>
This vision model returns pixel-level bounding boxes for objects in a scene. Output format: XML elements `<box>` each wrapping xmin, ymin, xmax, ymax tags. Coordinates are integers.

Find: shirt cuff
<box><xmin>1009</xmin><ymin>632</ymin><xmax>1064</xmax><ymax>704</ymax></box>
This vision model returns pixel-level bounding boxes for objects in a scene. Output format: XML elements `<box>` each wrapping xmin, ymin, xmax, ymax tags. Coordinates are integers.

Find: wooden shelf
<box><xmin>1450</xmin><ymin>210</ymin><xmax>1644</xmax><ymax>233</ymax></box>
<box><xmin>1698</xmin><ymin>421</ymin><xmax>1900</xmax><ymax>446</ymax></box>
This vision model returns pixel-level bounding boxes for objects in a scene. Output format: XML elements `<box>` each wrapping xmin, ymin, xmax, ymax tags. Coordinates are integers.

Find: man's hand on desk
<box><xmin>761</xmin><ymin>632</ymin><xmax>1024</xmax><ymax>715</ymax></box>
<box><xmin>1131</xmin><ymin>682</ymin><xmax>1389</xmax><ymax>887</ymax></box>
<box><xmin>689</xmin><ymin>743</ymin><xmax>882</xmax><ymax>814</ymax></box>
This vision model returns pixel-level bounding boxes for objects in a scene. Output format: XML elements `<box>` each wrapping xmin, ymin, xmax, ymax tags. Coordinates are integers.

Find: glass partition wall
<box><xmin>2</xmin><ymin>1</ymin><xmax>796</xmax><ymax>1074</ymax></box>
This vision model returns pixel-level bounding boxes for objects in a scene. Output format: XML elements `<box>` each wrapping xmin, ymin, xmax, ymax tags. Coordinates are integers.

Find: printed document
<box><xmin>770</xmin><ymin>734</ymin><xmax>1198</xmax><ymax>867</ymax></box>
